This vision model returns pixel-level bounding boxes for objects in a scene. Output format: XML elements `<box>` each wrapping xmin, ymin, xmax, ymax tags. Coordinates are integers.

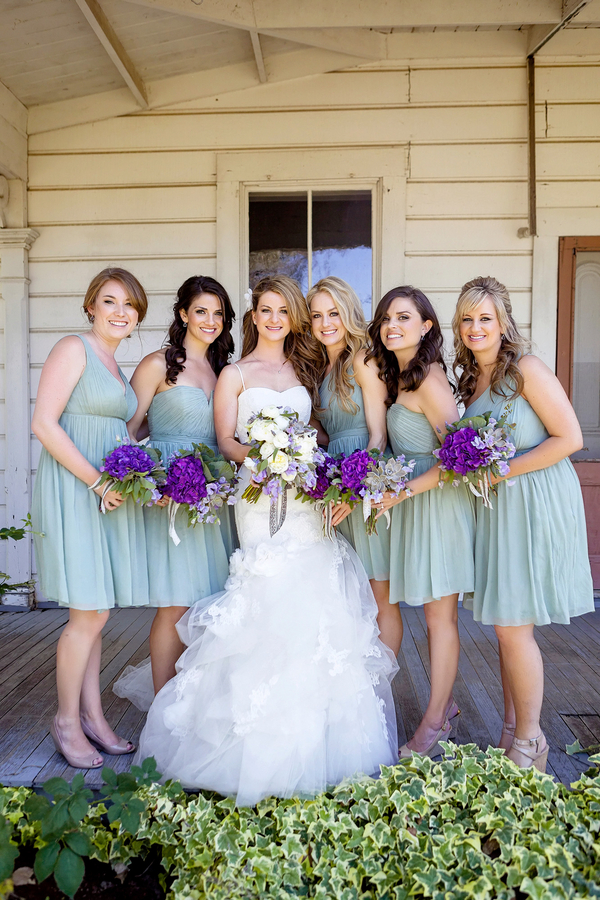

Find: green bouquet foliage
<box><xmin>1</xmin><ymin>746</ymin><xmax>599</xmax><ymax>899</ymax></box>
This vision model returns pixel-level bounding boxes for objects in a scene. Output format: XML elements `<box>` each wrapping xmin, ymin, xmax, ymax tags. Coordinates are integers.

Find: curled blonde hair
<box><xmin>452</xmin><ymin>275</ymin><xmax>531</xmax><ymax>404</ymax></box>
<box><xmin>241</xmin><ymin>275</ymin><xmax>320</xmax><ymax>407</ymax></box>
<box><xmin>306</xmin><ymin>277</ymin><xmax>368</xmax><ymax>415</ymax></box>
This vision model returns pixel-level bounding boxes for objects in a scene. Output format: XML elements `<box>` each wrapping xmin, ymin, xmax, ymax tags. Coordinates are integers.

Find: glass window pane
<box><xmin>249</xmin><ymin>193</ymin><xmax>308</xmax><ymax>292</ymax></box>
<box><xmin>572</xmin><ymin>250</ymin><xmax>600</xmax><ymax>461</ymax></box>
<box><xmin>312</xmin><ymin>191</ymin><xmax>372</xmax><ymax>319</ymax></box>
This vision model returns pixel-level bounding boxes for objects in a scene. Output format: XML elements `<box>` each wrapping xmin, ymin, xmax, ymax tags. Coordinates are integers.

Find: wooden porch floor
<box><xmin>1</xmin><ymin>606</ymin><xmax>599</xmax><ymax>788</ymax></box>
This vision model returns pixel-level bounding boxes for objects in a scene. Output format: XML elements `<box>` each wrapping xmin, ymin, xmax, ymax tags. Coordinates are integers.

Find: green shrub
<box><xmin>1</xmin><ymin>744</ymin><xmax>599</xmax><ymax>899</ymax></box>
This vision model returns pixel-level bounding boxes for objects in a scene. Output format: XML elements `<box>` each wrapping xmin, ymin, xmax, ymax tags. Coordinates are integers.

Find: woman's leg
<box><xmin>55</xmin><ymin>608</ymin><xmax>109</xmax><ymax>758</ymax></box>
<box><xmin>79</xmin><ymin>632</ymin><xmax>131</xmax><ymax>747</ymax></box>
<box><xmin>494</xmin><ymin>624</ymin><xmax>544</xmax><ymax>742</ymax></box>
<box><xmin>149</xmin><ymin>606</ymin><xmax>188</xmax><ymax>694</ymax></box>
<box><xmin>405</xmin><ymin>594</ymin><xmax>460</xmax><ymax>752</ymax></box>
<box><xmin>371</xmin><ymin>579</ymin><xmax>403</xmax><ymax>656</ymax></box>
<box><xmin>497</xmin><ymin>643</ymin><xmax>517</xmax><ymax>749</ymax></box>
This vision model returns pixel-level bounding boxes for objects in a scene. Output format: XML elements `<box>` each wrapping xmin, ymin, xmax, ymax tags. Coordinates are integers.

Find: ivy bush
<box><xmin>1</xmin><ymin>744</ymin><xmax>599</xmax><ymax>900</ymax></box>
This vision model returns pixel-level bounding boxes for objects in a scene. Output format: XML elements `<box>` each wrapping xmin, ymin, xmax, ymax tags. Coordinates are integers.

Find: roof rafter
<box><xmin>249</xmin><ymin>30</ymin><xmax>267</xmax><ymax>83</ymax></box>
<box><xmin>527</xmin><ymin>0</ymin><xmax>592</xmax><ymax>55</ymax></box>
<box><xmin>73</xmin><ymin>0</ymin><xmax>148</xmax><ymax>108</ymax></box>
<box><xmin>121</xmin><ymin>0</ymin><xmax>579</xmax><ymax>31</ymax></box>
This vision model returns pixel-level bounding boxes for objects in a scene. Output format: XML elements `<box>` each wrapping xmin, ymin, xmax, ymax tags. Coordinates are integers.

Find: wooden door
<box><xmin>557</xmin><ymin>236</ymin><xmax>600</xmax><ymax>588</ymax></box>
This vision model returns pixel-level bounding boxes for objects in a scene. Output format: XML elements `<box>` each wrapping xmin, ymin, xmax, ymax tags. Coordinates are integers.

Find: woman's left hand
<box><xmin>374</xmin><ymin>491</ymin><xmax>404</xmax><ymax>519</ymax></box>
<box><xmin>331</xmin><ymin>501</ymin><xmax>352</xmax><ymax>526</ymax></box>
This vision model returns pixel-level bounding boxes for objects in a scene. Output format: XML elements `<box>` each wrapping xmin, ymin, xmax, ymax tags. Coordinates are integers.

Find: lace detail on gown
<box><xmin>131</xmin><ymin>386</ymin><xmax>399</xmax><ymax>806</ymax></box>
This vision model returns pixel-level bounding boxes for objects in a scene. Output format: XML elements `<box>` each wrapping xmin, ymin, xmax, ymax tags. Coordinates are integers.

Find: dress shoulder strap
<box><xmin>233</xmin><ymin>362</ymin><xmax>246</xmax><ymax>391</ymax></box>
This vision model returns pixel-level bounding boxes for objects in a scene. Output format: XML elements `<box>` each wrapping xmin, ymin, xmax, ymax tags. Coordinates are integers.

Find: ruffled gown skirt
<box><xmin>135</xmin><ymin>481</ymin><xmax>399</xmax><ymax>806</ymax></box>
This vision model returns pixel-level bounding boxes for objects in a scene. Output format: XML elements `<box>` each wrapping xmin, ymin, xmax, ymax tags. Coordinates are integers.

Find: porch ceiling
<box><xmin>0</xmin><ymin>0</ymin><xmax>599</xmax><ymax>133</ymax></box>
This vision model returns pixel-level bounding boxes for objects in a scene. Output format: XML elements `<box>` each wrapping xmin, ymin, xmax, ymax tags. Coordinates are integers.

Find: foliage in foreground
<box><xmin>1</xmin><ymin>745</ymin><xmax>600</xmax><ymax>900</ymax></box>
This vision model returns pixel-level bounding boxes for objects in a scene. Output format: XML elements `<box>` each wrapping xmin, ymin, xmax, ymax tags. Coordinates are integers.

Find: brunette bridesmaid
<box><xmin>453</xmin><ymin>275</ymin><xmax>593</xmax><ymax>771</ymax></box>
<box><xmin>307</xmin><ymin>277</ymin><xmax>400</xmax><ymax>654</ymax></box>
<box><xmin>31</xmin><ymin>268</ymin><xmax>148</xmax><ymax>768</ymax></box>
<box><xmin>125</xmin><ymin>276</ymin><xmax>236</xmax><ymax>696</ymax></box>
<box><xmin>369</xmin><ymin>286</ymin><xmax>475</xmax><ymax>758</ymax></box>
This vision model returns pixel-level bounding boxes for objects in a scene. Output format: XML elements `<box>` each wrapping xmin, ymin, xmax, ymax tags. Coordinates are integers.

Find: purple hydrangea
<box><xmin>340</xmin><ymin>449</ymin><xmax>371</xmax><ymax>499</ymax></box>
<box><xmin>437</xmin><ymin>427</ymin><xmax>491</xmax><ymax>476</ymax></box>
<box><xmin>101</xmin><ymin>445</ymin><xmax>155</xmax><ymax>480</ymax></box>
<box><xmin>164</xmin><ymin>455</ymin><xmax>207</xmax><ymax>505</ymax></box>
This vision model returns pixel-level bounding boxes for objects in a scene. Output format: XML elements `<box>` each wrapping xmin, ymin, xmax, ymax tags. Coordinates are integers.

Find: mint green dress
<box><xmin>386</xmin><ymin>404</ymin><xmax>475</xmax><ymax>605</ymax></box>
<box><xmin>319</xmin><ymin>374</ymin><xmax>390</xmax><ymax>581</ymax></box>
<box><xmin>31</xmin><ymin>335</ymin><xmax>148</xmax><ymax>610</ymax></box>
<box><xmin>144</xmin><ymin>386</ymin><xmax>235</xmax><ymax>607</ymax></box>
<box><xmin>464</xmin><ymin>384</ymin><xmax>594</xmax><ymax>626</ymax></box>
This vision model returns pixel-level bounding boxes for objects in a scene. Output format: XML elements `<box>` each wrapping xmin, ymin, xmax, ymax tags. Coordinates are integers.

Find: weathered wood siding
<box><xmin>24</xmin><ymin>58</ymin><xmax>600</xmax><ymax>582</ymax></box>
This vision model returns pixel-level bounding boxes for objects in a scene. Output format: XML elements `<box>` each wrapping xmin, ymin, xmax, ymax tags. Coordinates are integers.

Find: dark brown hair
<box><xmin>165</xmin><ymin>276</ymin><xmax>235</xmax><ymax>384</ymax></box>
<box><xmin>83</xmin><ymin>267</ymin><xmax>148</xmax><ymax>324</ymax></box>
<box><xmin>366</xmin><ymin>285</ymin><xmax>447</xmax><ymax>406</ymax></box>
<box><xmin>241</xmin><ymin>275</ymin><xmax>320</xmax><ymax>407</ymax></box>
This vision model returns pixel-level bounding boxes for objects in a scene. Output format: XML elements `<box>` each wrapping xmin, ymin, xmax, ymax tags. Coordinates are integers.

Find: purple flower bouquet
<box><xmin>163</xmin><ymin>443</ymin><xmax>237</xmax><ymax>545</ymax></box>
<box><xmin>433</xmin><ymin>409</ymin><xmax>516</xmax><ymax>508</ymax></box>
<box><xmin>94</xmin><ymin>442</ymin><xmax>166</xmax><ymax>513</ymax></box>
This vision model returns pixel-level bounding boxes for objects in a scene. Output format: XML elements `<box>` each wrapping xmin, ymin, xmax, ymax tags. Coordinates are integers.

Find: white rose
<box><xmin>272</xmin><ymin>430</ymin><xmax>290</xmax><ymax>449</ymax></box>
<box><xmin>250</xmin><ymin>421</ymin><xmax>270</xmax><ymax>442</ymax></box>
<box><xmin>262</xmin><ymin>405</ymin><xmax>281</xmax><ymax>418</ymax></box>
<box><xmin>274</xmin><ymin>415</ymin><xmax>289</xmax><ymax>430</ymax></box>
<box><xmin>270</xmin><ymin>451</ymin><xmax>289</xmax><ymax>474</ymax></box>
<box><xmin>295</xmin><ymin>434</ymin><xmax>316</xmax><ymax>461</ymax></box>
<box><xmin>243</xmin><ymin>456</ymin><xmax>256</xmax><ymax>471</ymax></box>
<box><xmin>281</xmin><ymin>468</ymin><xmax>296</xmax><ymax>482</ymax></box>
<box><xmin>260</xmin><ymin>442</ymin><xmax>275</xmax><ymax>459</ymax></box>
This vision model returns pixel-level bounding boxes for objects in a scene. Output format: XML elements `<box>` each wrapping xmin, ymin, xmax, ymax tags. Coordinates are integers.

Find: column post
<box><xmin>0</xmin><ymin>227</ymin><xmax>39</xmax><ymax>606</ymax></box>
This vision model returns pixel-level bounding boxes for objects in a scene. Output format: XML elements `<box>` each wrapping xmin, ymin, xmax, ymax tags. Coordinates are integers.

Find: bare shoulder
<box><xmin>47</xmin><ymin>334</ymin><xmax>87</xmax><ymax>365</ymax></box>
<box><xmin>354</xmin><ymin>348</ymin><xmax>377</xmax><ymax>381</ymax></box>
<box><xmin>518</xmin><ymin>354</ymin><xmax>551</xmax><ymax>379</ymax></box>
<box><xmin>135</xmin><ymin>348</ymin><xmax>167</xmax><ymax>376</ymax></box>
<box><xmin>217</xmin><ymin>361</ymin><xmax>244</xmax><ymax>389</ymax></box>
<box><xmin>420</xmin><ymin>363</ymin><xmax>453</xmax><ymax>396</ymax></box>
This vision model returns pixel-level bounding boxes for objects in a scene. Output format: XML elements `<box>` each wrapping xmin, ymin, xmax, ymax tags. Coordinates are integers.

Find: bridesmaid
<box><xmin>126</xmin><ymin>276</ymin><xmax>236</xmax><ymax>694</ymax></box>
<box><xmin>307</xmin><ymin>277</ymin><xmax>400</xmax><ymax>654</ymax></box>
<box><xmin>369</xmin><ymin>286</ymin><xmax>475</xmax><ymax>757</ymax></box>
<box><xmin>31</xmin><ymin>267</ymin><xmax>148</xmax><ymax>769</ymax></box>
<box><xmin>453</xmin><ymin>275</ymin><xmax>594</xmax><ymax>771</ymax></box>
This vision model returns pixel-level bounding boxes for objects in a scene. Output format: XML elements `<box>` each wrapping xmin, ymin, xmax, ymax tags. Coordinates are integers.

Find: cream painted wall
<box><xmin>24</xmin><ymin>58</ymin><xmax>600</xmax><ymax>584</ymax></box>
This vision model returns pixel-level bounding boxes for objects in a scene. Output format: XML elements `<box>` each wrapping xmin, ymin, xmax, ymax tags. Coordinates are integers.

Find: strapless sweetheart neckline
<box><xmin>239</xmin><ymin>385</ymin><xmax>307</xmax><ymax>397</ymax></box>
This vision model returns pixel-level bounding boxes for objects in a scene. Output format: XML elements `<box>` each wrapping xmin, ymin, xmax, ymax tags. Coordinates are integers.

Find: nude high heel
<box><xmin>506</xmin><ymin>733</ymin><xmax>548</xmax><ymax>773</ymax></box>
<box><xmin>498</xmin><ymin>721</ymin><xmax>516</xmax><ymax>751</ymax></box>
<box><xmin>399</xmin><ymin>719</ymin><xmax>451</xmax><ymax>759</ymax></box>
<box><xmin>80</xmin><ymin>717</ymin><xmax>135</xmax><ymax>755</ymax></box>
<box><xmin>50</xmin><ymin>716</ymin><xmax>104</xmax><ymax>769</ymax></box>
<box><xmin>445</xmin><ymin>697</ymin><xmax>461</xmax><ymax>721</ymax></box>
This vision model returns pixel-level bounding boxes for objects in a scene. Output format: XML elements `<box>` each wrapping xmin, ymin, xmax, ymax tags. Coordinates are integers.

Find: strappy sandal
<box><xmin>506</xmin><ymin>732</ymin><xmax>548</xmax><ymax>773</ymax></box>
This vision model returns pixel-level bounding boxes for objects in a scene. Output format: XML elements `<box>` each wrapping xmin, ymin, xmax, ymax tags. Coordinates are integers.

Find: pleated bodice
<box><xmin>387</xmin><ymin>403</ymin><xmax>438</xmax><ymax>476</ymax></box>
<box><xmin>319</xmin><ymin>373</ymin><xmax>369</xmax><ymax>455</ymax></box>
<box><xmin>147</xmin><ymin>385</ymin><xmax>218</xmax><ymax>461</ymax></box>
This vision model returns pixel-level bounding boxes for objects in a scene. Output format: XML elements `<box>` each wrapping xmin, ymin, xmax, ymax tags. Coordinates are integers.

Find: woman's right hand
<box><xmin>93</xmin><ymin>485</ymin><xmax>123</xmax><ymax>512</ymax></box>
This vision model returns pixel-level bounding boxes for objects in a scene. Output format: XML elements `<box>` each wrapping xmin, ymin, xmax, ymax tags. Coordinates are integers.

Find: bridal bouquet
<box><xmin>433</xmin><ymin>409</ymin><xmax>516</xmax><ymax>509</ymax></box>
<box><xmin>242</xmin><ymin>406</ymin><xmax>325</xmax><ymax>535</ymax></box>
<box><xmin>163</xmin><ymin>444</ymin><xmax>238</xmax><ymax>545</ymax></box>
<box><xmin>93</xmin><ymin>442</ymin><xmax>166</xmax><ymax>513</ymax></box>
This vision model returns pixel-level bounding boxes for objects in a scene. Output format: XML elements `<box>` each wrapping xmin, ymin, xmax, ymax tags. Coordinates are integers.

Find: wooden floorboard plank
<box><xmin>1</xmin><ymin>607</ymin><xmax>595</xmax><ymax>788</ymax></box>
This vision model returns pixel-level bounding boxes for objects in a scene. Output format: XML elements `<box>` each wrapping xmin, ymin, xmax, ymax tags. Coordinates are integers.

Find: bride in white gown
<box><xmin>131</xmin><ymin>275</ymin><xmax>399</xmax><ymax>806</ymax></box>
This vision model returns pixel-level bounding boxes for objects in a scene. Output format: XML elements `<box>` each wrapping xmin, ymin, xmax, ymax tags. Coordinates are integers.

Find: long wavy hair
<box><xmin>241</xmin><ymin>275</ymin><xmax>320</xmax><ymax>407</ymax></box>
<box><xmin>165</xmin><ymin>276</ymin><xmax>235</xmax><ymax>385</ymax></box>
<box><xmin>366</xmin><ymin>286</ymin><xmax>447</xmax><ymax>407</ymax></box>
<box><xmin>452</xmin><ymin>275</ymin><xmax>531</xmax><ymax>404</ymax></box>
<box><xmin>306</xmin><ymin>277</ymin><xmax>368</xmax><ymax>415</ymax></box>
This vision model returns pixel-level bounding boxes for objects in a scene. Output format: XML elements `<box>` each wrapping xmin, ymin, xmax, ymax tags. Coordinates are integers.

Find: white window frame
<box><xmin>216</xmin><ymin>148</ymin><xmax>407</xmax><ymax>344</ymax></box>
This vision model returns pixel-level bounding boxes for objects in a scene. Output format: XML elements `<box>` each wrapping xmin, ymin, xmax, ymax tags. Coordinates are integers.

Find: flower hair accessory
<box><xmin>243</xmin><ymin>288</ymin><xmax>253</xmax><ymax>311</ymax></box>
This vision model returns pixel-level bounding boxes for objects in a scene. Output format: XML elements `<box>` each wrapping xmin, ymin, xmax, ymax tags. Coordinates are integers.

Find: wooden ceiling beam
<box><xmin>259</xmin><ymin>27</ymin><xmax>386</xmax><ymax>59</ymax></box>
<box><xmin>527</xmin><ymin>0</ymin><xmax>591</xmax><ymax>55</ymax></box>
<box><xmin>73</xmin><ymin>0</ymin><xmax>148</xmax><ymax>108</ymax></box>
<box><xmin>122</xmin><ymin>0</ymin><xmax>571</xmax><ymax>30</ymax></box>
<box><xmin>249</xmin><ymin>30</ymin><xmax>267</xmax><ymax>83</ymax></box>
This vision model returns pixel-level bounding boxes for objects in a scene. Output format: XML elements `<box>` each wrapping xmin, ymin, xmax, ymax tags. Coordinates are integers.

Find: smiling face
<box><xmin>252</xmin><ymin>290</ymin><xmax>291</xmax><ymax>343</ymax></box>
<box><xmin>89</xmin><ymin>279</ymin><xmax>139</xmax><ymax>341</ymax></box>
<box><xmin>180</xmin><ymin>292</ymin><xmax>224</xmax><ymax>346</ymax></box>
<box><xmin>458</xmin><ymin>297</ymin><xmax>503</xmax><ymax>357</ymax></box>
<box><xmin>380</xmin><ymin>296</ymin><xmax>431</xmax><ymax>361</ymax></box>
<box><xmin>310</xmin><ymin>290</ymin><xmax>348</xmax><ymax>353</ymax></box>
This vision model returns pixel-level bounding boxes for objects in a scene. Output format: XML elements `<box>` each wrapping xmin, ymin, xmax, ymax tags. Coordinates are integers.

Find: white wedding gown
<box><xmin>129</xmin><ymin>386</ymin><xmax>399</xmax><ymax>806</ymax></box>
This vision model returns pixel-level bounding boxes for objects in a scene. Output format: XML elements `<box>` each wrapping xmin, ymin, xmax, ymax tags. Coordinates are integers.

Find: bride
<box><xmin>133</xmin><ymin>275</ymin><xmax>399</xmax><ymax>806</ymax></box>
